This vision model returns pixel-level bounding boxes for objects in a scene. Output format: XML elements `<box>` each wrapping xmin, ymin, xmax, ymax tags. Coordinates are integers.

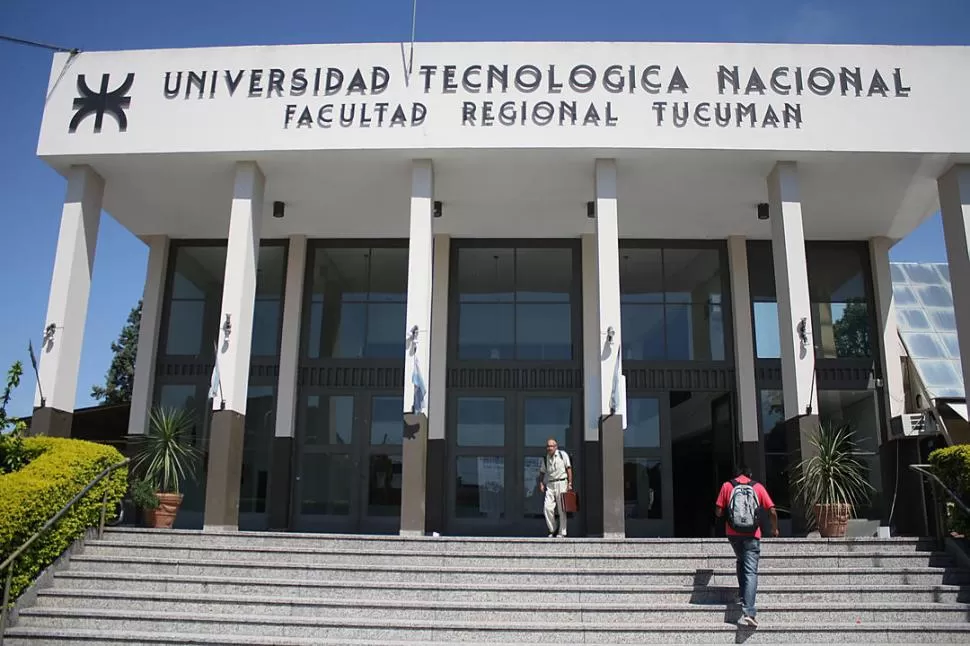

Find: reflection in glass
<box><xmin>624</xmin><ymin>459</ymin><xmax>662</xmax><ymax>519</ymax></box>
<box><xmin>929</xmin><ymin>309</ymin><xmax>957</xmax><ymax>332</ymax></box>
<box><xmin>898</xmin><ymin>308</ymin><xmax>932</xmax><ymax>331</ymax></box>
<box><xmin>163</xmin><ymin>245</ymin><xmax>227</xmax><ymax>356</ymax></box>
<box><xmin>370</xmin><ymin>396</ymin><xmax>403</xmax><ymax>445</ymax></box>
<box><xmin>620</xmin><ymin>246</ymin><xmax>726</xmax><ymax>361</ymax></box>
<box><xmin>940</xmin><ymin>334</ymin><xmax>961</xmax><ymax>358</ymax></box>
<box><xmin>893</xmin><ymin>285</ymin><xmax>919</xmax><ymax>306</ymax></box>
<box><xmin>902</xmin><ymin>333</ymin><xmax>948</xmax><ymax>359</ymax></box>
<box><xmin>455</xmin><ymin>246</ymin><xmax>573</xmax><ymax>360</ymax></box>
<box><xmin>625</xmin><ymin>398</ymin><xmax>660</xmax><ymax>448</ymax></box>
<box><xmin>252</xmin><ymin>246</ymin><xmax>286</xmax><ymax>356</ymax></box>
<box><xmin>759</xmin><ymin>390</ymin><xmax>786</xmax><ymax>453</ymax></box>
<box><xmin>524</xmin><ymin>398</ymin><xmax>571</xmax><ymax>448</ymax></box>
<box><xmin>818</xmin><ymin>390</ymin><xmax>883</xmax><ymax>510</ymax></box>
<box><xmin>368</xmin><ymin>454</ymin><xmax>402</xmax><ymax>516</ymax></box>
<box><xmin>455</xmin><ymin>457</ymin><xmax>505</xmax><ymax>518</ymax></box>
<box><xmin>622</xmin><ymin>304</ymin><xmax>665</xmax><ymax>361</ymax></box>
<box><xmin>916</xmin><ymin>285</ymin><xmax>953</xmax><ymax>308</ymax></box>
<box><xmin>753</xmin><ymin>302</ymin><xmax>781</xmax><ymax>358</ymax></box>
<box><xmin>240</xmin><ymin>386</ymin><xmax>275</xmax><ymax>515</ymax></box>
<box><xmin>456</xmin><ymin>397</ymin><xmax>505</xmax><ymax>447</ymax></box>
<box><xmin>523</xmin><ymin>456</ymin><xmax>545</xmax><ymax>518</ymax></box>
<box><xmin>304</xmin><ymin>395</ymin><xmax>354</xmax><ymax>445</ymax></box>
<box><xmin>156</xmin><ymin>384</ymin><xmax>205</xmax><ymax>515</ymax></box>
<box><xmin>901</xmin><ymin>263</ymin><xmax>943</xmax><ymax>285</ymax></box>
<box><xmin>304</xmin><ymin>246</ymin><xmax>407</xmax><ymax>359</ymax></box>
<box><xmin>300</xmin><ymin>453</ymin><xmax>351</xmax><ymax>515</ymax></box>
<box><xmin>515</xmin><ymin>304</ymin><xmax>571</xmax><ymax>360</ymax></box>
<box><xmin>458</xmin><ymin>303</ymin><xmax>515</xmax><ymax>359</ymax></box>
<box><xmin>816</xmin><ymin>300</ymin><xmax>872</xmax><ymax>358</ymax></box>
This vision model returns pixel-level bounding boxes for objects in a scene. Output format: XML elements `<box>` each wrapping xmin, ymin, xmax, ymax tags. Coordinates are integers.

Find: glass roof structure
<box><xmin>892</xmin><ymin>262</ymin><xmax>964</xmax><ymax>400</ymax></box>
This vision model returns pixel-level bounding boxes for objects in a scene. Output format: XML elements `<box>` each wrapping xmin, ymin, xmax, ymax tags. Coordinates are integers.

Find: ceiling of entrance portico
<box><xmin>68</xmin><ymin>149</ymin><xmax>952</xmax><ymax>241</ymax></box>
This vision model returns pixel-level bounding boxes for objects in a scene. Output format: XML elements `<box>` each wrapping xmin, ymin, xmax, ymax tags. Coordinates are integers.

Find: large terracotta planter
<box><xmin>152</xmin><ymin>492</ymin><xmax>184</xmax><ymax>529</ymax></box>
<box><xmin>815</xmin><ymin>503</ymin><xmax>852</xmax><ymax>538</ymax></box>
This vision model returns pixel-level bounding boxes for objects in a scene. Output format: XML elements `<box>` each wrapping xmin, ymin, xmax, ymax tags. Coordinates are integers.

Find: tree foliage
<box><xmin>91</xmin><ymin>301</ymin><xmax>142</xmax><ymax>405</ymax></box>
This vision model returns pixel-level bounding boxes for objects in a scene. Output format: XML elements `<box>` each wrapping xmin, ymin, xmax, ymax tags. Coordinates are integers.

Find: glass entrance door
<box><xmin>448</xmin><ymin>392</ymin><xmax>580</xmax><ymax>535</ymax></box>
<box><xmin>293</xmin><ymin>391</ymin><xmax>403</xmax><ymax>533</ymax></box>
<box><xmin>623</xmin><ymin>394</ymin><xmax>674</xmax><ymax>536</ymax></box>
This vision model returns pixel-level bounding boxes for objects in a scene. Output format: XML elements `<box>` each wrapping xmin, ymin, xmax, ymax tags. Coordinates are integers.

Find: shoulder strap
<box><xmin>730</xmin><ymin>478</ymin><xmax>739</xmax><ymax>489</ymax></box>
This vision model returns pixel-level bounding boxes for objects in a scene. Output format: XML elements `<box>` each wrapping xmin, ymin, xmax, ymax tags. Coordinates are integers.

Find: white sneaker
<box><xmin>547</xmin><ymin>533</ymin><xmax>555</xmax><ymax>538</ymax></box>
<box><xmin>737</xmin><ymin>615</ymin><xmax>758</xmax><ymax>628</ymax></box>
<box><xmin>557</xmin><ymin>534</ymin><xmax>566</xmax><ymax>538</ymax></box>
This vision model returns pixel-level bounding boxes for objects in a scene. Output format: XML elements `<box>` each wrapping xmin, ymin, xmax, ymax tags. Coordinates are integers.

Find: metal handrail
<box><xmin>909</xmin><ymin>463</ymin><xmax>970</xmax><ymax>540</ymax></box>
<box><xmin>0</xmin><ymin>457</ymin><xmax>129</xmax><ymax>642</ymax></box>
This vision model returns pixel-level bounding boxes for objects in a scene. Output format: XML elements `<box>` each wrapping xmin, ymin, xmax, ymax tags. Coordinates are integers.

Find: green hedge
<box><xmin>0</xmin><ymin>437</ymin><xmax>127</xmax><ymax>602</ymax></box>
<box><xmin>929</xmin><ymin>444</ymin><xmax>970</xmax><ymax>536</ymax></box>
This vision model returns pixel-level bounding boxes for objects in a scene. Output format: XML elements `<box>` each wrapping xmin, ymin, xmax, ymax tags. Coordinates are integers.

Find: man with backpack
<box><xmin>538</xmin><ymin>437</ymin><xmax>573</xmax><ymax>538</ymax></box>
<box><xmin>714</xmin><ymin>465</ymin><xmax>778</xmax><ymax>628</ymax></box>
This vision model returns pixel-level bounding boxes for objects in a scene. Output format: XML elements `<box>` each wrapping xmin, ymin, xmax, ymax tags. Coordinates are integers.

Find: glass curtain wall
<box><xmin>153</xmin><ymin>241</ymin><xmax>286</xmax><ymax>528</ymax></box>
<box><xmin>748</xmin><ymin>241</ymin><xmax>881</xmax><ymax>514</ymax></box>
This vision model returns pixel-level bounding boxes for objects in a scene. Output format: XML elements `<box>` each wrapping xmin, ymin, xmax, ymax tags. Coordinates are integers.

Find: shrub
<box><xmin>0</xmin><ymin>437</ymin><xmax>127</xmax><ymax>602</ymax></box>
<box><xmin>928</xmin><ymin>444</ymin><xmax>970</xmax><ymax>536</ymax></box>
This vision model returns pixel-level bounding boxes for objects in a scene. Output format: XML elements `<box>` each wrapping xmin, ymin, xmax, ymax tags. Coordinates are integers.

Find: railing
<box><xmin>0</xmin><ymin>458</ymin><xmax>129</xmax><ymax>643</ymax></box>
<box><xmin>909</xmin><ymin>463</ymin><xmax>970</xmax><ymax>541</ymax></box>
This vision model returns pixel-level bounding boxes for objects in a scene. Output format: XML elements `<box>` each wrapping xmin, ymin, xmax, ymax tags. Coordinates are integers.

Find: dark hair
<box><xmin>736</xmin><ymin>464</ymin><xmax>753</xmax><ymax>478</ymax></box>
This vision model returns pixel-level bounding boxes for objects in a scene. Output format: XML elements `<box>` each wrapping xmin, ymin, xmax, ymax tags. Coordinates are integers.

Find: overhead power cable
<box><xmin>0</xmin><ymin>34</ymin><xmax>78</xmax><ymax>54</ymax></box>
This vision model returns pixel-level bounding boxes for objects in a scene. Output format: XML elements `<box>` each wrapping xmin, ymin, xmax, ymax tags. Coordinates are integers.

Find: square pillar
<box><xmin>127</xmin><ymin>236</ymin><xmax>169</xmax><ymax>439</ymax></box>
<box><xmin>267</xmin><ymin>235</ymin><xmax>306</xmax><ymax>530</ymax></box>
<box><xmin>32</xmin><ymin>165</ymin><xmax>104</xmax><ymax>437</ymax></box>
<box><xmin>425</xmin><ymin>234</ymin><xmax>450</xmax><ymax>535</ymax></box>
<box><xmin>727</xmin><ymin>236</ymin><xmax>761</xmax><ymax>476</ymax></box>
<box><xmin>768</xmin><ymin>162</ymin><xmax>818</xmax><ymax>534</ymax></box>
<box><xmin>594</xmin><ymin>159</ymin><xmax>626</xmax><ymax>539</ymax></box>
<box><xmin>401</xmin><ymin>160</ymin><xmax>434</xmax><ymax>537</ymax></box>
<box><xmin>204</xmin><ymin>161</ymin><xmax>264</xmax><ymax>532</ymax></box>
<box><xmin>869</xmin><ymin>237</ymin><xmax>905</xmax><ymax>422</ymax></box>
<box><xmin>938</xmin><ymin>165</ymin><xmax>970</xmax><ymax>397</ymax></box>
<box><xmin>581</xmin><ymin>234</ymin><xmax>604</xmax><ymax>536</ymax></box>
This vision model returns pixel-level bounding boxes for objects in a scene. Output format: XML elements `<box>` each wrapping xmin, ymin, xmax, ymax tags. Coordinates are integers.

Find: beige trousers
<box><xmin>544</xmin><ymin>480</ymin><xmax>569</xmax><ymax>536</ymax></box>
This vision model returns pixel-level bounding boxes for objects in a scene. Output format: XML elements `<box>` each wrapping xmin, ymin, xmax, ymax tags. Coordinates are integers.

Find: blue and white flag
<box><xmin>411</xmin><ymin>355</ymin><xmax>427</xmax><ymax>414</ymax></box>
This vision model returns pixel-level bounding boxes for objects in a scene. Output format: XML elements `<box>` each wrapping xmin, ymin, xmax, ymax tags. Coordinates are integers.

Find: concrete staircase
<box><xmin>4</xmin><ymin>528</ymin><xmax>970</xmax><ymax>644</ymax></box>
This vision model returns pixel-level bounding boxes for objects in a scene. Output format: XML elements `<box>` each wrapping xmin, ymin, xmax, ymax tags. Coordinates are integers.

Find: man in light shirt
<box><xmin>538</xmin><ymin>437</ymin><xmax>573</xmax><ymax>538</ymax></box>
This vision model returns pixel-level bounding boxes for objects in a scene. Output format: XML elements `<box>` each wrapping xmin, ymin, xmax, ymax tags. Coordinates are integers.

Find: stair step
<box><xmin>11</xmin><ymin>611</ymin><xmax>970</xmax><ymax>643</ymax></box>
<box><xmin>27</xmin><ymin>590</ymin><xmax>970</xmax><ymax>624</ymax></box>
<box><xmin>66</xmin><ymin>553</ymin><xmax>970</xmax><ymax>586</ymax></box>
<box><xmin>99</xmin><ymin>528</ymin><xmax>941</xmax><ymax>554</ymax></box>
<box><xmin>81</xmin><ymin>540</ymin><xmax>952</xmax><ymax>568</ymax></box>
<box><xmin>50</xmin><ymin>571</ymin><xmax>969</xmax><ymax>603</ymax></box>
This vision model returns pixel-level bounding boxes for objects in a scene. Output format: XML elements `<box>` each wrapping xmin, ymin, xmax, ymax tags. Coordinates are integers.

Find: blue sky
<box><xmin>1</xmin><ymin>0</ymin><xmax>968</xmax><ymax>417</ymax></box>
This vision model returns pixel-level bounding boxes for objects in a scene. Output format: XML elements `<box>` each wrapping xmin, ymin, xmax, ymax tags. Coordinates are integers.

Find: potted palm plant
<box><xmin>791</xmin><ymin>422</ymin><xmax>875</xmax><ymax>538</ymax></box>
<box><xmin>132</xmin><ymin>407</ymin><xmax>202</xmax><ymax>529</ymax></box>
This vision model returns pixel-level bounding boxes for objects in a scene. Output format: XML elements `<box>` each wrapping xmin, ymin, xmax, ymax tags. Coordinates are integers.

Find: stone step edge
<box><xmin>53</xmin><ymin>569</ymin><xmax>969</xmax><ymax>593</ymax></box>
<box><xmin>84</xmin><ymin>540</ymin><xmax>947</xmax><ymax>560</ymax></box>
<box><xmin>15</xmin><ymin>610</ymin><xmax>970</xmax><ymax>632</ymax></box>
<box><xmin>66</xmin><ymin>554</ymin><xmax>961</xmax><ymax>575</ymax></box>
<box><xmin>6</xmin><ymin>623</ymin><xmax>970</xmax><ymax>646</ymax></box>
<box><xmin>8</xmin><ymin>624</ymin><xmax>970</xmax><ymax>646</ymax></box>
<box><xmin>32</xmin><ymin>588</ymin><xmax>970</xmax><ymax>612</ymax></box>
<box><xmin>102</xmin><ymin>528</ymin><xmax>934</xmax><ymax>545</ymax></box>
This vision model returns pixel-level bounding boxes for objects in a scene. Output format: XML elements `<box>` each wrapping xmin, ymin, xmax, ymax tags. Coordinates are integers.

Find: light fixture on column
<box><xmin>433</xmin><ymin>201</ymin><xmax>443</xmax><ymax>218</ymax></box>
<box><xmin>586</xmin><ymin>201</ymin><xmax>596</xmax><ymax>218</ymax></box>
<box><xmin>273</xmin><ymin>201</ymin><xmax>285</xmax><ymax>219</ymax></box>
<box><xmin>757</xmin><ymin>202</ymin><xmax>769</xmax><ymax>220</ymax></box>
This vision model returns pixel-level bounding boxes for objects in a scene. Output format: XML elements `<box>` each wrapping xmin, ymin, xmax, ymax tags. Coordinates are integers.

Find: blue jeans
<box><xmin>729</xmin><ymin>536</ymin><xmax>761</xmax><ymax>618</ymax></box>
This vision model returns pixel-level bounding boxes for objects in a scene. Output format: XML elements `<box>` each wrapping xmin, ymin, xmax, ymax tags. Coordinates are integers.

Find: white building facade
<box><xmin>32</xmin><ymin>41</ymin><xmax>970</xmax><ymax>536</ymax></box>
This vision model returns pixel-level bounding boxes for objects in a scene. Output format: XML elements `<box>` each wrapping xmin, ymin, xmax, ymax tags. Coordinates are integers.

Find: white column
<box><xmin>204</xmin><ymin>161</ymin><xmax>265</xmax><ymax>532</ymax></box>
<box><xmin>274</xmin><ymin>235</ymin><xmax>307</xmax><ymax>439</ymax></box>
<box><xmin>127</xmin><ymin>235</ymin><xmax>169</xmax><ymax>436</ymax></box>
<box><xmin>404</xmin><ymin>160</ymin><xmax>434</xmax><ymax>416</ymax></box>
<box><xmin>869</xmin><ymin>237</ymin><xmax>905</xmax><ymax>421</ymax></box>
<box><xmin>428</xmin><ymin>234</ymin><xmax>450</xmax><ymax>442</ymax></box>
<box><xmin>595</xmin><ymin>159</ymin><xmax>623</xmax><ymax>418</ymax></box>
<box><xmin>400</xmin><ymin>159</ymin><xmax>434</xmax><ymax>536</ymax></box>
<box><xmin>768</xmin><ymin>162</ymin><xmax>817</xmax><ymax>420</ymax></box>
<box><xmin>728</xmin><ymin>236</ymin><xmax>759</xmax><ymax>444</ymax></box>
<box><xmin>213</xmin><ymin>162</ymin><xmax>265</xmax><ymax>414</ymax></box>
<box><xmin>581</xmin><ymin>234</ymin><xmax>601</xmax><ymax>443</ymax></box>
<box><xmin>938</xmin><ymin>165</ymin><xmax>970</xmax><ymax>395</ymax></box>
<box><xmin>34</xmin><ymin>165</ymin><xmax>104</xmax><ymax>434</ymax></box>
<box><xmin>595</xmin><ymin>158</ymin><xmax>625</xmax><ymax>539</ymax></box>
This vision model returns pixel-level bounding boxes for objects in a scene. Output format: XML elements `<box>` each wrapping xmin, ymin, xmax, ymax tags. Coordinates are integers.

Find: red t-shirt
<box><xmin>715</xmin><ymin>475</ymin><xmax>775</xmax><ymax>538</ymax></box>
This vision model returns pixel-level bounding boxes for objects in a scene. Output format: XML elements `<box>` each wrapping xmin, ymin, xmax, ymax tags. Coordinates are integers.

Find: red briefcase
<box><xmin>562</xmin><ymin>490</ymin><xmax>579</xmax><ymax>513</ymax></box>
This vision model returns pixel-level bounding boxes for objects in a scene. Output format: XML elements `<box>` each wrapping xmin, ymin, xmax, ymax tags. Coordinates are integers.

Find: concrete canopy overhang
<box><xmin>38</xmin><ymin>148</ymin><xmax>959</xmax><ymax>241</ymax></box>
